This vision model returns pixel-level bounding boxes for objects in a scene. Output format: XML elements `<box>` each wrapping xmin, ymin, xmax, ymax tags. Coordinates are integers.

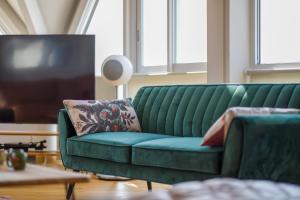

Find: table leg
<box><xmin>65</xmin><ymin>183</ymin><xmax>75</xmax><ymax>200</ymax></box>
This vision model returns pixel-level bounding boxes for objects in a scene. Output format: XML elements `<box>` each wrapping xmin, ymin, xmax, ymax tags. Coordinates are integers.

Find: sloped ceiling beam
<box><xmin>68</xmin><ymin>0</ymin><xmax>99</xmax><ymax>34</ymax></box>
<box><xmin>1</xmin><ymin>0</ymin><xmax>93</xmax><ymax>34</ymax></box>
<box><xmin>6</xmin><ymin>0</ymin><xmax>26</xmax><ymax>22</ymax></box>
<box><xmin>12</xmin><ymin>0</ymin><xmax>48</xmax><ymax>34</ymax></box>
<box><xmin>0</xmin><ymin>0</ymin><xmax>28</xmax><ymax>34</ymax></box>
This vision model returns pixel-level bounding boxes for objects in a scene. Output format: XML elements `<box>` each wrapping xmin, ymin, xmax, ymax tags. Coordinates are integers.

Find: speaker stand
<box><xmin>115</xmin><ymin>85</ymin><xmax>118</xmax><ymax>99</ymax></box>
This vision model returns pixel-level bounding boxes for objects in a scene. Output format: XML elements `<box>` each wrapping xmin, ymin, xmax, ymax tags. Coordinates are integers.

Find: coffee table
<box><xmin>0</xmin><ymin>164</ymin><xmax>90</xmax><ymax>200</ymax></box>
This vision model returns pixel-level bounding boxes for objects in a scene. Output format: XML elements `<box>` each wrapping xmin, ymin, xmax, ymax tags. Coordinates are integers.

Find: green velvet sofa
<box><xmin>59</xmin><ymin>84</ymin><xmax>300</xmax><ymax>194</ymax></box>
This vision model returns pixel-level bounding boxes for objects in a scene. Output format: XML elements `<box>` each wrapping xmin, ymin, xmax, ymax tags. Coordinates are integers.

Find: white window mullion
<box><xmin>135</xmin><ymin>0</ymin><xmax>207</xmax><ymax>74</ymax></box>
<box><xmin>136</xmin><ymin>0</ymin><xmax>142</xmax><ymax>73</ymax></box>
<box><xmin>167</xmin><ymin>0</ymin><xmax>174</xmax><ymax>72</ymax></box>
<box><xmin>124</xmin><ymin>0</ymin><xmax>138</xmax><ymax>72</ymax></box>
<box><xmin>253</xmin><ymin>0</ymin><xmax>261</xmax><ymax>65</ymax></box>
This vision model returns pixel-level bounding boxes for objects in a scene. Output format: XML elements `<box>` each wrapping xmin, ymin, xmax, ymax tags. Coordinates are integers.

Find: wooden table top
<box><xmin>0</xmin><ymin>164</ymin><xmax>90</xmax><ymax>186</ymax></box>
<box><xmin>27</xmin><ymin>150</ymin><xmax>60</xmax><ymax>156</ymax></box>
<box><xmin>0</xmin><ymin>131</ymin><xmax>59</xmax><ymax>136</ymax></box>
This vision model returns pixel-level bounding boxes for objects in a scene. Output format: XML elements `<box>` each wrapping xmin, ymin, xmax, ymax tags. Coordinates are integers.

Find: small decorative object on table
<box><xmin>0</xmin><ymin>149</ymin><xmax>5</xmax><ymax>166</ymax></box>
<box><xmin>6</xmin><ymin>148</ymin><xmax>27</xmax><ymax>170</ymax></box>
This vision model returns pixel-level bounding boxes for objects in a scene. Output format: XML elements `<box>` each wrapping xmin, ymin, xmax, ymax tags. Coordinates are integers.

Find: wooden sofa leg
<box><xmin>66</xmin><ymin>183</ymin><xmax>75</xmax><ymax>200</ymax></box>
<box><xmin>65</xmin><ymin>169</ymin><xmax>80</xmax><ymax>199</ymax></box>
<box><xmin>147</xmin><ymin>181</ymin><xmax>152</xmax><ymax>191</ymax></box>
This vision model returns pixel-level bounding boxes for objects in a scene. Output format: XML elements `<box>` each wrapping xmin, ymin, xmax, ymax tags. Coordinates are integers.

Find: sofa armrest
<box><xmin>221</xmin><ymin>114</ymin><xmax>300</xmax><ymax>184</ymax></box>
<box><xmin>58</xmin><ymin>109</ymin><xmax>76</xmax><ymax>167</ymax></box>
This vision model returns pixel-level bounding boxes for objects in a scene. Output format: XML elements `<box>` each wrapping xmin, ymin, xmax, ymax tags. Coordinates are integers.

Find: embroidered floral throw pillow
<box><xmin>201</xmin><ymin>107</ymin><xmax>300</xmax><ymax>147</ymax></box>
<box><xmin>63</xmin><ymin>99</ymin><xmax>141</xmax><ymax>136</ymax></box>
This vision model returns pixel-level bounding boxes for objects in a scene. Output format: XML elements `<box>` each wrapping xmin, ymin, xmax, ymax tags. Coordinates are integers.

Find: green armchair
<box><xmin>222</xmin><ymin>114</ymin><xmax>300</xmax><ymax>182</ymax></box>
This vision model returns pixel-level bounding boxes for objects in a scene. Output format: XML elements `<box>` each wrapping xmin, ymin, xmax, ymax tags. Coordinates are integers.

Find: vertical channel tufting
<box><xmin>239</xmin><ymin>85</ymin><xmax>259</xmax><ymax>106</ymax></box>
<box><xmin>165</xmin><ymin>87</ymin><xmax>187</xmax><ymax>135</ymax></box>
<box><xmin>192</xmin><ymin>86</ymin><xmax>217</xmax><ymax>136</ymax></box>
<box><xmin>141</xmin><ymin>87</ymin><xmax>161</xmax><ymax>132</ymax></box>
<box><xmin>288</xmin><ymin>85</ymin><xmax>300</xmax><ymax>108</ymax></box>
<box><xmin>201</xmin><ymin>86</ymin><xmax>226</xmax><ymax>135</ymax></box>
<box><xmin>156</xmin><ymin>87</ymin><xmax>178</xmax><ymax>134</ymax></box>
<box><xmin>132</xmin><ymin>84</ymin><xmax>300</xmax><ymax>138</ymax></box>
<box><xmin>227</xmin><ymin>85</ymin><xmax>247</xmax><ymax>107</ymax></box>
<box><xmin>211</xmin><ymin>85</ymin><xmax>239</xmax><ymax>125</ymax></box>
<box><xmin>275</xmin><ymin>84</ymin><xmax>296</xmax><ymax>108</ymax></box>
<box><xmin>258</xmin><ymin>85</ymin><xmax>273</xmax><ymax>107</ymax></box>
<box><xmin>132</xmin><ymin>87</ymin><xmax>145</xmax><ymax>109</ymax></box>
<box><xmin>174</xmin><ymin>86</ymin><xmax>197</xmax><ymax>136</ymax></box>
<box><xmin>183</xmin><ymin>86</ymin><xmax>206</xmax><ymax>136</ymax></box>
<box><xmin>148</xmin><ymin>87</ymin><xmax>169</xmax><ymax>133</ymax></box>
<box><xmin>262</xmin><ymin>85</ymin><xmax>284</xmax><ymax>107</ymax></box>
<box><xmin>249</xmin><ymin>85</ymin><xmax>272</xmax><ymax>107</ymax></box>
<box><xmin>134</xmin><ymin>87</ymin><xmax>153</xmax><ymax>129</ymax></box>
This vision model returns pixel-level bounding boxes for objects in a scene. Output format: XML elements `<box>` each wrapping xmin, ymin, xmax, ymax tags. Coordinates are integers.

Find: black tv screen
<box><xmin>0</xmin><ymin>35</ymin><xmax>95</xmax><ymax>124</ymax></box>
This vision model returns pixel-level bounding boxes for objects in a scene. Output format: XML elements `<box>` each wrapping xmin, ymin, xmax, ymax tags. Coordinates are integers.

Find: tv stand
<box><xmin>0</xmin><ymin>131</ymin><xmax>58</xmax><ymax>150</ymax></box>
<box><xmin>0</xmin><ymin>131</ymin><xmax>59</xmax><ymax>165</ymax></box>
<box><xmin>0</xmin><ymin>130</ymin><xmax>58</xmax><ymax>136</ymax></box>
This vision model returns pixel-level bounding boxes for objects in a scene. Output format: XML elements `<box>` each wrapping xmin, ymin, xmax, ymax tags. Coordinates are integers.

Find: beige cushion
<box><xmin>63</xmin><ymin>99</ymin><xmax>141</xmax><ymax>136</ymax></box>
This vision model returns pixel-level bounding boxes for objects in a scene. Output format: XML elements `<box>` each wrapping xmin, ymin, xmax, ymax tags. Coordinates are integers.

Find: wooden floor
<box><xmin>0</xmin><ymin>157</ymin><xmax>170</xmax><ymax>200</ymax></box>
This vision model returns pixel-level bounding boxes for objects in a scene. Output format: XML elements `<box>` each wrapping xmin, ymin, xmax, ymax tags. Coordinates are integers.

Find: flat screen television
<box><xmin>0</xmin><ymin>35</ymin><xmax>95</xmax><ymax>124</ymax></box>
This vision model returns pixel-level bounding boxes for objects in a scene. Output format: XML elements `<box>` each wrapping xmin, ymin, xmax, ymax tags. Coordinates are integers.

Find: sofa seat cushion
<box><xmin>67</xmin><ymin>132</ymin><xmax>172</xmax><ymax>163</ymax></box>
<box><xmin>132</xmin><ymin>137</ymin><xmax>223</xmax><ymax>174</ymax></box>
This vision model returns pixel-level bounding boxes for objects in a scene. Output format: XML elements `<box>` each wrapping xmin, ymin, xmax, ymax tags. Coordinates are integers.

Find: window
<box><xmin>141</xmin><ymin>0</ymin><xmax>168</xmax><ymax>67</ymax></box>
<box><xmin>137</xmin><ymin>0</ymin><xmax>207</xmax><ymax>73</ymax></box>
<box><xmin>257</xmin><ymin>0</ymin><xmax>300</xmax><ymax>64</ymax></box>
<box><xmin>175</xmin><ymin>0</ymin><xmax>207</xmax><ymax>64</ymax></box>
<box><xmin>87</xmin><ymin>0</ymin><xmax>123</xmax><ymax>75</ymax></box>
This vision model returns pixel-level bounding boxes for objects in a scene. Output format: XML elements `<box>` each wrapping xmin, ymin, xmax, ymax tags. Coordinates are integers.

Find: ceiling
<box><xmin>0</xmin><ymin>0</ymin><xmax>92</xmax><ymax>34</ymax></box>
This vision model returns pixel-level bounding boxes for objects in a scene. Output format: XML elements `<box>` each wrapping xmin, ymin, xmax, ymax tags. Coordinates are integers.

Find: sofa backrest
<box><xmin>132</xmin><ymin>84</ymin><xmax>300</xmax><ymax>137</ymax></box>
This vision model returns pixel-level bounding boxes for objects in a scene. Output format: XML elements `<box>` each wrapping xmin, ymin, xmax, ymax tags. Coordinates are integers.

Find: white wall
<box><xmin>250</xmin><ymin>72</ymin><xmax>300</xmax><ymax>83</ymax></box>
<box><xmin>225</xmin><ymin>0</ymin><xmax>300</xmax><ymax>84</ymax></box>
<box><xmin>87</xmin><ymin>0</ymin><xmax>124</xmax><ymax>75</ymax></box>
<box><xmin>207</xmin><ymin>0</ymin><xmax>225</xmax><ymax>83</ymax></box>
<box><xmin>95</xmin><ymin>76</ymin><xmax>115</xmax><ymax>99</ymax></box>
<box><xmin>203</xmin><ymin>0</ymin><xmax>252</xmax><ymax>84</ymax></box>
<box><xmin>225</xmin><ymin>0</ymin><xmax>250</xmax><ymax>83</ymax></box>
<box><xmin>128</xmin><ymin>73</ymin><xmax>207</xmax><ymax>98</ymax></box>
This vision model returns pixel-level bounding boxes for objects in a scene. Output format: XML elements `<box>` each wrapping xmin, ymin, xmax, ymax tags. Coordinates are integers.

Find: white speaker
<box><xmin>101</xmin><ymin>55</ymin><xmax>133</xmax><ymax>86</ymax></box>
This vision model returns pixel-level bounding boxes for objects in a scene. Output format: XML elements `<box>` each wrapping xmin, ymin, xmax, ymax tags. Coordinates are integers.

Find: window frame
<box><xmin>252</xmin><ymin>0</ymin><xmax>300</xmax><ymax>70</ymax></box>
<box><xmin>135</xmin><ymin>0</ymin><xmax>207</xmax><ymax>74</ymax></box>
